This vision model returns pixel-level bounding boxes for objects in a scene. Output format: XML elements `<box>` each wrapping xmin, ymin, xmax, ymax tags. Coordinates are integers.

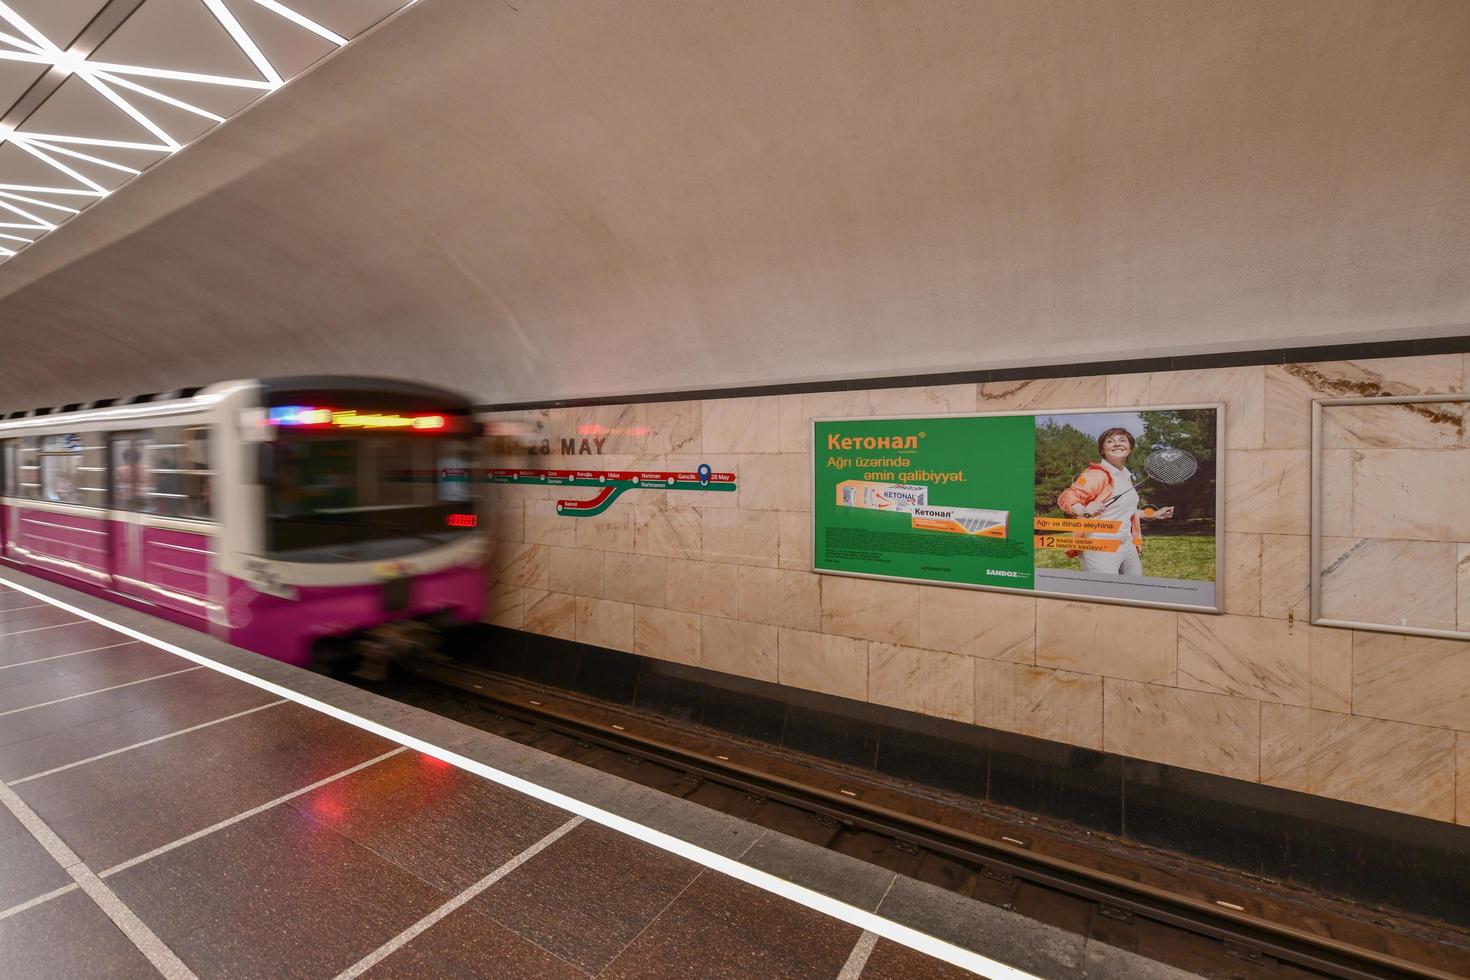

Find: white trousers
<box><xmin>1080</xmin><ymin>540</ymin><xmax>1144</xmax><ymax>576</ymax></box>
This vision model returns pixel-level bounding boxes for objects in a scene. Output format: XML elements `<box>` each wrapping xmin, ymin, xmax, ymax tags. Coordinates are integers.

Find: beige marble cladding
<box><xmin>574</xmin><ymin>596</ymin><xmax>634</xmax><ymax>650</ymax></box>
<box><xmin>1177</xmin><ymin>614</ymin><xmax>1312</xmax><ymax>706</ymax></box>
<box><xmin>869</xmin><ymin>643</ymin><xmax>974</xmax><ymax>723</ymax></box>
<box><xmin>479</xmin><ymin>352</ymin><xmax>1470</xmax><ymax>825</ymax></box>
<box><xmin>1224</xmin><ymin>450</ymin><xmax>1310</xmax><ymax>535</ymax></box>
<box><xmin>1264</xmin><ymin>355</ymin><xmax>1466</xmax><ymax>450</ymax></box>
<box><xmin>1261</xmin><ymin>705</ymin><xmax>1457</xmax><ymax>820</ymax></box>
<box><xmin>1319</xmin><ymin>537</ymin><xmax>1458</xmax><ymax>630</ymax></box>
<box><xmin>665</xmin><ymin>558</ymin><xmax>739</xmax><ymax>618</ymax></box>
<box><xmin>701</xmin><ymin>395</ymin><xmax>781</xmax><ymax>453</ymax></box>
<box><xmin>1349</xmin><ymin>448</ymin><xmax>1470</xmax><ymax>543</ymax></box>
<box><xmin>1103</xmin><ymin>679</ymin><xmax>1260</xmax><ymax>781</ymax></box>
<box><xmin>1036</xmin><ymin>601</ymin><xmax>1175</xmax><ymax>684</ymax></box>
<box><xmin>777</xmin><ymin>629</ymin><xmax>868</xmax><ymax>701</ymax></box>
<box><xmin>976</xmin><ymin>661</ymin><xmax>1102</xmax><ymax>750</ymax></box>
<box><xmin>918</xmin><ymin>587</ymin><xmax>1035</xmax><ymax>662</ymax></box>
<box><xmin>633</xmin><ymin>607</ymin><xmax>700</xmax><ymax>666</ymax></box>
<box><xmin>702</xmin><ymin>617</ymin><xmax>778</xmax><ymax>682</ymax></box>
<box><xmin>1352</xmin><ymin>632</ymin><xmax>1470</xmax><ymax>730</ymax></box>
<box><xmin>738</xmin><ymin>565</ymin><xmax>821</xmax><ymax>631</ymax></box>
<box><xmin>821</xmin><ymin>575</ymin><xmax>921</xmax><ymax>645</ymax></box>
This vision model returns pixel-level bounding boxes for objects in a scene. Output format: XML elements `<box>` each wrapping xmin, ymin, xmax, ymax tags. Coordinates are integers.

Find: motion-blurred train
<box><xmin>0</xmin><ymin>377</ymin><xmax>486</xmax><ymax>676</ymax></box>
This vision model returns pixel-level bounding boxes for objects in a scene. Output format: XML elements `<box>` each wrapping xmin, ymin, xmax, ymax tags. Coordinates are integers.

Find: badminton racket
<box><xmin>1097</xmin><ymin>447</ymin><xmax>1198</xmax><ymax>509</ymax></box>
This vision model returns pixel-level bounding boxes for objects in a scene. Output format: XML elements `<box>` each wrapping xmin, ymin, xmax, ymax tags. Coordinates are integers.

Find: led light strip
<box><xmin>0</xmin><ymin>0</ymin><xmax>395</xmax><ymax>261</ymax></box>
<box><xmin>0</xmin><ymin>573</ymin><xmax>1038</xmax><ymax>979</ymax></box>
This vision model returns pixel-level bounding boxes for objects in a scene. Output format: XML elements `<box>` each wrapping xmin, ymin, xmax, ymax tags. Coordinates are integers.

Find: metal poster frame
<box><xmin>811</xmin><ymin>403</ymin><xmax>1226</xmax><ymax>614</ymax></box>
<box><xmin>1310</xmin><ymin>393</ymin><xmax>1470</xmax><ymax>640</ymax></box>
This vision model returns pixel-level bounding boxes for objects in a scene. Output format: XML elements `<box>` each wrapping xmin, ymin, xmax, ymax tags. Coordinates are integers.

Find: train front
<box><xmin>229</xmin><ymin>378</ymin><xmax>484</xmax><ymax>676</ymax></box>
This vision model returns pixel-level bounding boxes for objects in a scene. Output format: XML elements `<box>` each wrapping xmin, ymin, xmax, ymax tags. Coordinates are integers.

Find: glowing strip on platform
<box><xmin>0</xmin><ymin>573</ymin><xmax>1037</xmax><ymax>980</ymax></box>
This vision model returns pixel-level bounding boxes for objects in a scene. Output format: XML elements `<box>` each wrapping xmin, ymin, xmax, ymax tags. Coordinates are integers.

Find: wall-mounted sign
<box><xmin>489</xmin><ymin>466</ymin><xmax>736</xmax><ymax>517</ymax></box>
<box><xmin>813</xmin><ymin>406</ymin><xmax>1223</xmax><ymax>611</ymax></box>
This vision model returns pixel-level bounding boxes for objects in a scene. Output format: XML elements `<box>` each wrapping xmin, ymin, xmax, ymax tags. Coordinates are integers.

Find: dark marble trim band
<box><xmin>477</xmin><ymin>334</ymin><xmax>1470</xmax><ymax>412</ymax></box>
<box><xmin>469</xmin><ymin>625</ymin><xmax>1470</xmax><ymax>929</ymax></box>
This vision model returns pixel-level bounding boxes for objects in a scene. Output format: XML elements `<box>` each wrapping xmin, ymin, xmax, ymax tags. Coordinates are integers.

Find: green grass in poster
<box><xmin>813</xmin><ymin>415</ymin><xmax>1036</xmax><ymax>589</ymax></box>
<box><xmin>1033</xmin><ymin>533</ymin><xmax>1215</xmax><ymax>579</ymax></box>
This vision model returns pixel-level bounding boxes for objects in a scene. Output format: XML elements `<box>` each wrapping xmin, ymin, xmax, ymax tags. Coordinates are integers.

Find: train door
<box><xmin>0</xmin><ymin>439</ymin><xmax>11</xmax><ymax>559</ymax></box>
<box><xmin>110</xmin><ymin>432</ymin><xmax>147</xmax><ymax>598</ymax></box>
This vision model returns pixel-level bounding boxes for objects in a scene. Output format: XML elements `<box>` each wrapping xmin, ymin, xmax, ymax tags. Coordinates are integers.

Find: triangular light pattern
<box><xmin>0</xmin><ymin>0</ymin><xmax>416</xmax><ymax>262</ymax></box>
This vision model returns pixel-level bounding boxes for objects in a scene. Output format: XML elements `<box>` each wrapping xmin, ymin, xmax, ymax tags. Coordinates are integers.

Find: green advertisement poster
<box><xmin>813</xmin><ymin>407</ymin><xmax>1222</xmax><ymax>611</ymax></box>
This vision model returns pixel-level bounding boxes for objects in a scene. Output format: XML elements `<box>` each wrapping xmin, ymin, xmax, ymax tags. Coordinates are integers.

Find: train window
<box><xmin>39</xmin><ymin>434</ymin><xmax>84</xmax><ymax>504</ymax></box>
<box><xmin>15</xmin><ymin>437</ymin><xmax>41</xmax><ymax>500</ymax></box>
<box><xmin>139</xmin><ymin>426</ymin><xmax>213</xmax><ymax>521</ymax></box>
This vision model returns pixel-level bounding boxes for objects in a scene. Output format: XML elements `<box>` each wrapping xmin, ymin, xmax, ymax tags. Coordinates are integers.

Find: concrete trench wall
<box><xmin>481</xmin><ymin>351</ymin><xmax>1470</xmax><ymax>827</ymax></box>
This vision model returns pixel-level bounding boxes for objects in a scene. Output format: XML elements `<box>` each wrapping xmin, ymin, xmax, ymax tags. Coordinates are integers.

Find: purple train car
<box><xmin>0</xmin><ymin>377</ymin><xmax>486</xmax><ymax>675</ymax></box>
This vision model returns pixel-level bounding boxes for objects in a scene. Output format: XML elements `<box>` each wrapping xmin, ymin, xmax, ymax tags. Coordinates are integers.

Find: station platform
<box><xmin>0</xmin><ymin>569</ymin><xmax>1192</xmax><ymax>980</ymax></box>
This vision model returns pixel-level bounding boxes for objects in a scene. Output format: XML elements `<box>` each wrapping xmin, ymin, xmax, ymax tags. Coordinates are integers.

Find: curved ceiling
<box><xmin>0</xmin><ymin>0</ymin><xmax>1466</xmax><ymax>410</ymax></box>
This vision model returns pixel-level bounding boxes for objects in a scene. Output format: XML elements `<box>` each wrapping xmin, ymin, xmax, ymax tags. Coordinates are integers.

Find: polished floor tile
<box><xmin>470</xmin><ymin>821</ymin><xmax>701</xmax><ymax>973</ymax></box>
<box><xmin>0</xmin><ymin>671</ymin><xmax>279</xmax><ymax>783</ymax></box>
<box><xmin>0</xmin><ymin>831</ymin><xmax>71</xmax><ymax>911</ymax></box>
<box><xmin>361</xmin><ymin>906</ymin><xmax>588</xmax><ymax>979</ymax></box>
<box><xmin>16</xmin><ymin>703</ymin><xmax>395</xmax><ymax>869</ymax></box>
<box><xmin>0</xmin><ymin>605</ymin><xmax>83</xmax><ymax>634</ymax></box>
<box><xmin>859</xmin><ymin>938</ymin><xmax>978</xmax><ymax>978</ymax></box>
<box><xmin>0</xmin><ymin>646</ymin><xmax>186</xmax><ymax>714</ymax></box>
<box><xmin>0</xmin><ymin>887</ymin><xmax>157</xmax><ymax>979</ymax></box>
<box><xmin>0</xmin><ymin>592</ymin><xmax>50</xmax><ymax>612</ymax></box>
<box><xmin>0</xmin><ymin>621</ymin><xmax>132</xmax><ymax>668</ymax></box>
<box><xmin>109</xmin><ymin>804</ymin><xmax>448</xmax><ymax>979</ymax></box>
<box><xmin>599</xmin><ymin>870</ymin><xmax>862</xmax><ymax>979</ymax></box>
<box><xmin>0</xmin><ymin>642</ymin><xmax>171</xmax><ymax>697</ymax></box>
<box><xmin>291</xmin><ymin>750</ymin><xmax>572</xmax><ymax>894</ymax></box>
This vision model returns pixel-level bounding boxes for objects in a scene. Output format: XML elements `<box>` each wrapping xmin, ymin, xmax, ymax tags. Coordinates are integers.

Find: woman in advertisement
<box><xmin>1057</xmin><ymin>428</ymin><xmax>1173</xmax><ymax>576</ymax></box>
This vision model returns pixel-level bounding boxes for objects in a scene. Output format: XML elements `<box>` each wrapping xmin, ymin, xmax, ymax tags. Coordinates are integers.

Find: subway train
<box><xmin>0</xmin><ymin>376</ymin><xmax>486</xmax><ymax>677</ymax></box>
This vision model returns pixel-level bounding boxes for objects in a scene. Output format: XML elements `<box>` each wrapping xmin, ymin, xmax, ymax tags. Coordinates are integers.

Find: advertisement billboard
<box><xmin>813</xmin><ymin>405</ymin><xmax>1223</xmax><ymax>611</ymax></box>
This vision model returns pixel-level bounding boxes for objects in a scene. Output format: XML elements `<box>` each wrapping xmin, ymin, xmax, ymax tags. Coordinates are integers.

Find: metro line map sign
<box><xmin>812</xmin><ymin>407</ymin><xmax>1223</xmax><ymax>612</ymax></box>
<box><xmin>489</xmin><ymin>466</ymin><xmax>736</xmax><ymax>517</ymax></box>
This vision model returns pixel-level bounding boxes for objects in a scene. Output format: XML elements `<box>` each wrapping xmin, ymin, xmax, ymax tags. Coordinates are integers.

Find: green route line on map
<box><xmin>487</xmin><ymin>472</ymin><xmax>737</xmax><ymax>518</ymax></box>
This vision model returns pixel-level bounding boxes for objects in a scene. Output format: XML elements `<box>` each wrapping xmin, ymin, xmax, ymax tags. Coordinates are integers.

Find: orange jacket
<box><xmin>1056</xmin><ymin>463</ymin><xmax>1143</xmax><ymax>554</ymax></box>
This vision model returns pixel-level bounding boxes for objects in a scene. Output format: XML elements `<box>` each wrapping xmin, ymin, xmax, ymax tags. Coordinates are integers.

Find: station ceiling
<box><xmin>0</xmin><ymin>0</ymin><xmax>1466</xmax><ymax>409</ymax></box>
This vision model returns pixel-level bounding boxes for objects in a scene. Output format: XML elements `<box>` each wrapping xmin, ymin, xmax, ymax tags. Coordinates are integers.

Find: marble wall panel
<box><xmin>778</xmin><ymin>391</ymin><xmax>873</xmax><ymax>453</ymax></box>
<box><xmin>489</xmin><ymin>542</ymin><xmax>549</xmax><ymax>590</ymax></box>
<box><xmin>701</xmin><ymin>616</ymin><xmax>779</xmax><ymax>682</ymax></box>
<box><xmin>1319</xmin><ymin>537</ymin><xmax>1458</xmax><ymax>630</ymax></box>
<box><xmin>603</xmin><ymin>553</ymin><xmax>668</xmax><ymax>607</ymax></box>
<box><xmin>549</xmin><ymin>547</ymin><xmax>605</xmax><ymax>598</ymax></box>
<box><xmin>1308</xmin><ymin>627</ymin><xmax>1353</xmax><ymax>712</ymax></box>
<box><xmin>1103</xmin><ymin>679</ymin><xmax>1260</xmax><ymax>781</ymax></box>
<box><xmin>1322</xmin><ymin>401</ymin><xmax>1465</xmax><ymax>450</ymax></box>
<box><xmin>975</xmin><ymin>660</ymin><xmax>1102</xmax><ymax>750</ymax></box>
<box><xmin>737</xmin><ymin>453</ymin><xmax>808</xmax><ymax>511</ymax></box>
<box><xmin>869</xmin><ymin>642</ymin><xmax>975</xmax><ymax>723</ymax></box>
<box><xmin>1263</xmin><ymin>356</ymin><xmax>1466</xmax><ymax>450</ymax></box>
<box><xmin>777</xmin><ymin>628</ymin><xmax>868</xmax><ymax>701</ymax></box>
<box><xmin>1147</xmin><ymin>366</ymin><xmax>1265</xmax><ymax>450</ymax></box>
<box><xmin>1352</xmin><ymin>632</ymin><xmax>1470</xmax><ymax>730</ymax></box>
<box><xmin>866</xmin><ymin>384</ymin><xmax>976</xmax><ymax>417</ymax></box>
<box><xmin>1222</xmin><ymin>532</ymin><xmax>1262</xmax><ymax>617</ymax></box>
<box><xmin>1105</xmin><ymin>373</ymin><xmax>1152</xmax><ymax>407</ymax></box>
<box><xmin>738</xmin><ymin>565</ymin><xmax>821</xmax><ymax>631</ymax></box>
<box><xmin>633</xmin><ymin>506</ymin><xmax>703</xmax><ymax>559</ymax></box>
<box><xmin>701</xmin><ymin>509</ymin><xmax>779</xmax><ymax>566</ymax></box>
<box><xmin>820</xmin><ymin>575</ymin><xmax>921</xmax><ymax>645</ymax></box>
<box><xmin>1224</xmin><ymin>450</ymin><xmax>1311</xmax><ymax>535</ymax></box>
<box><xmin>1036</xmin><ymin>600</ymin><xmax>1176</xmax><ymax>684</ymax></box>
<box><xmin>777</xmin><ymin>512</ymin><xmax>813</xmax><ymax>571</ymax></box>
<box><xmin>488</xmin><ymin>501</ymin><xmax>524</xmax><ymax>543</ymax></box>
<box><xmin>1258</xmin><ymin>534</ymin><xmax>1308</xmax><ymax>621</ymax></box>
<box><xmin>633</xmin><ymin>607</ymin><xmax>701</xmax><ymax>666</ymax></box>
<box><xmin>575</xmin><ymin>404</ymin><xmax>643</xmax><ymax>455</ymax></box>
<box><xmin>1460</xmin><ymin>545</ymin><xmax>1470</xmax><ymax>632</ymax></box>
<box><xmin>638</xmin><ymin>400</ymin><xmax>701</xmax><ymax>456</ymax></box>
<box><xmin>574</xmin><ymin>510</ymin><xmax>634</xmax><ymax>553</ymax></box>
<box><xmin>524</xmin><ymin>499</ymin><xmax>577</xmax><ymax>547</ymax></box>
<box><xmin>701</xmin><ymin>395</ymin><xmax>781</xmax><ymax>453</ymax></box>
<box><xmin>575</xmin><ymin>596</ymin><xmax>634</xmax><ymax>651</ymax></box>
<box><xmin>665</xmin><ymin>558</ymin><xmax>740</xmax><ymax>619</ymax></box>
<box><xmin>524</xmin><ymin>591</ymin><xmax>575</xmax><ymax>639</ymax></box>
<box><xmin>977</xmin><ymin>376</ymin><xmax>1108</xmax><ymax>411</ymax></box>
<box><xmin>1318</xmin><ymin>449</ymin><xmax>1354</xmax><ymax>538</ymax></box>
<box><xmin>1460</xmin><ymin>734</ymin><xmax>1469</xmax><ymax>826</ymax></box>
<box><xmin>486</xmin><ymin>586</ymin><xmax>526</xmax><ymax>629</ymax></box>
<box><xmin>918</xmin><ymin>587</ymin><xmax>1035</xmax><ymax>662</ymax></box>
<box><xmin>1177</xmin><ymin>614</ymin><xmax>1311</xmax><ymax>706</ymax></box>
<box><xmin>1260</xmin><ymin>704</ymin><xmax>1457</xmax><ymax>821</ymax></box>
<box><xmin>1350</xmin><ymin>448</ymin><xmax>1470</xmax><ymax>543</ymax></box>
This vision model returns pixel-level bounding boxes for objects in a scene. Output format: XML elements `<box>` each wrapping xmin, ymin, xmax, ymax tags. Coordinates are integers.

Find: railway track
<box><xmin>387</xmin><ymin>655</ymin><xmax>1463</xmax><ymax>980</ymax></box>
